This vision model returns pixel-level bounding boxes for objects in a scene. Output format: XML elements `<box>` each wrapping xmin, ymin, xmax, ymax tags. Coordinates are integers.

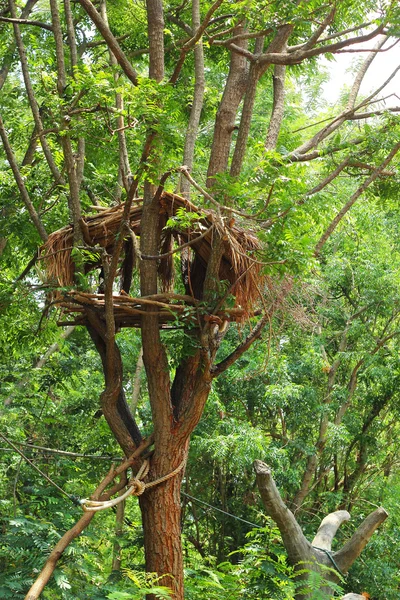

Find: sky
<box><xmin>322</xmin><ymin>37</ymin><xmax>400</xmax><ymax>108</ymax></box>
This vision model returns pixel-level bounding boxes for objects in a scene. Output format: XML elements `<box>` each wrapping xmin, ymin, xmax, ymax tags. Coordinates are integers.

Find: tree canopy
<box><xmin>1</xmin><ymin>0</ymin><xmax>400</xmax><ymax>599</ymax></box>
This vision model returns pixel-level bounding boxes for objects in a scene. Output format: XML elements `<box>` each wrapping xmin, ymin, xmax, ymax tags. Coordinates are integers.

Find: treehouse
<box><xmin>42</xmin><ymin>192</ymin><xmax>264</xmax><ymax>329</ymax></box>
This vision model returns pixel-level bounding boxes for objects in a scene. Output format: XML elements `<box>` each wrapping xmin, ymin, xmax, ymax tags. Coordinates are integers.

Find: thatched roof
<box><xmin>42</xmin><ymin>192</ymin><xmax>264</xmax><ymax>326</ymax></box>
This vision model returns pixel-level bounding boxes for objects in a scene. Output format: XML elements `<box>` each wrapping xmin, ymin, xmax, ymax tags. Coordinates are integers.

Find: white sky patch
<box><xmin>322</xmin><ymin>38</ymin><xmax>400</xmax><ymax>108</ymax></box>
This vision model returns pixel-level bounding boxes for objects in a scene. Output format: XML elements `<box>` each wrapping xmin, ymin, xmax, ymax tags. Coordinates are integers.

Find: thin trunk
<box><xmin>64</xmin><ymin>0</ymin><xmax>78</xmax><ymax>70</ymax></box>
<box><xmin>100</xmin><ymin>0</ymin><xmax>132</xmax><ymax>191</ymax></box>
<box><xmin>0</xmin><ymin>116</ymin><xmax>48</xmax><ymax>242</ymax></box>
<box><xmin>230</xmin><ymin>37</ymin><xmax>264</xmax><ymax>177</ymax></box>
<box><xmin>230</xmin><ymin>25</ymin><xmax>293</xmax><ymax>176</ymax></box>
<box><xmin>206</xmin><ymin>26</ymin><xmax>249</xmax><ymax>186</ymax></box>
<box><xmin>179</xmin><ymin>0</ymin><xmax>205</xmax><ymax>197</ymax></box>
<box><xmin>0</xmin><ymin>0</ymin><xmax>37</xmax><ymax>93</ymax></box>
<box><xmin>131</xmin><ymin>347</ymin><xmax>144</xmax><ymax>415</ymax></box>
<box><xmin>49</xmin><ymin>0</ymin><xmax>83</xmax><ymax>246</ymax></box>
<box><xmin>111</xmin><ymin>482</ymin><xmax>126</xmax><ymax>573</ymax></box>
<box><xmin>264</xmin><ymin>64</ymin><xmax>286</xmax><ymax>150</ymax></box>
<box><xmin>9</xmin><ymin>0</ymin><xmax>63</xmax><ymax>184</ymax></box>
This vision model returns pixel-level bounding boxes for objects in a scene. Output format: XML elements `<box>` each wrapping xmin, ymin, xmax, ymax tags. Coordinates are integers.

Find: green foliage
<box><xmin>1</xmin><ymin>0</ymin><xmax>400</xmax><ymax>598</ymax></box>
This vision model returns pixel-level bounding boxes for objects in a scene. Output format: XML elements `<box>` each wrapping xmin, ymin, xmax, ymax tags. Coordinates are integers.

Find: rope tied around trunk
<box><xmin>80</xmin><ymin>458</ymin><xmax>185</xmax><ymax>512</ymax></box>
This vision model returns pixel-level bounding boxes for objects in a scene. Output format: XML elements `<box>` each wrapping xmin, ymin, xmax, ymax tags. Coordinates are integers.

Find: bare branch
<box><xmin>302</xmin><ymin>158</ymin><xmax>351</xmax><ymax>199</ymax></box>
<box><xmin>288</xmin><ymin>21</ymin><xmax>375</xmax><ymax>52</ymax></box>
<box><xmin>78</xmin><ymin>0</ymin><xmax>139</xmax><ymax>85</ymax></box>
<box><xmin>315</xmin><ymin>140</ymin><xmax>400</xmax><ymax>256</ymax></box>
<box><xmin>298</xmin><ymin>5</ymin><xmax>336</xmax><ymax>51</ymax></box>
<box><xmin>290</xmin><ymin>35</ymin><xmax>387</xmax><ymax>158</ymax></box>
<box><xmin>0</xmin><ymin>116</ymin><xmax>48</xmax><ymax>242</ymax></box>
<box><xmin>212</xmin><ymin>313</ymin><xmax>270</xmax><ymax>377</ymax></box>
<box><xmin>170</xmin><ymin>0</ymin><xmax>224</xmax><ymax>84</ymax></box>
<box><xmin>256</xmin><ymin>24</ymin><xmax>386</xmax><ymax>66</ymax></box>
<box><xmin>253</xmin><ymin>460</ymin><xmax>312</xmax><ymax>565</ymax></box>
<box><xmin>334</xmin><ymin>508</ymin><xmax>388</xmax><ymax>573</ymax></box>
<box><xmin>312</xmin><ymin>511</ymin><xmax>351</xmax><ymax>551</ymax></box>
<box><xmin>0</xmin><ymin>15</ymin><xmax>52</xmax><ymax>30</ymax></box>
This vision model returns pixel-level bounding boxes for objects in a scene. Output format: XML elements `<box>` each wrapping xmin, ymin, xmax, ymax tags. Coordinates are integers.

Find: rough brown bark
<box><xmin>139</xmin><ymin>444</ymin><xmax>187</xmax><ymax>598</ymax></box>
<box><xmin>230</xmin><ymin>25</ymin><xmax>293</xmax><ymax>176</ymax></box>
<box><xmin>206</xmin><ymin>26</ymin><xmax>249</xmax><ymax>186</ymax></box>
<box><xmin>264</xmin><ymin>64</ymin><xmax>286</xmax><ymax>151</ymax></box>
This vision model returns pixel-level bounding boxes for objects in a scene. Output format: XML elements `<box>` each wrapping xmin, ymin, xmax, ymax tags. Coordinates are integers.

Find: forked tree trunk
<box><xmin>254</xmin><ymin>460</ymin><xmax>388</xmax><ymax>600</ymax></box>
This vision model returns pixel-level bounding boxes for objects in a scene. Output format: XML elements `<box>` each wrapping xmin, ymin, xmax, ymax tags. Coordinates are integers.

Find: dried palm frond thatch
<box><xmin>42</xmin><ymin>192</ymin><xmax>265</xmax><ymax>320</ymax></box>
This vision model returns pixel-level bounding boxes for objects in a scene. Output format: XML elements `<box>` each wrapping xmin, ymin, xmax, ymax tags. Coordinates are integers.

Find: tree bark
<box><xmin>206</xmin><ymin>26</ymin><xmax>249</xmax><ymax>186</ymax></box>
<box><xmin>265</xmin><ymin>64</ymin><xmax>286</xmax><ymax>151</ymax></box>
<box><xmin>230</xmin><ymin>25</ymin><xmax>293</xmax><ymax>176</ymax></box>
<box><xmin>139</xmin><ymin>443</ymin><xmax>187</xmax><ymax>598</ymax></box>
<box><xmin>179</xmin><ymin>0</ymin><xmax>205</xmax><ymax>197</ymax></box>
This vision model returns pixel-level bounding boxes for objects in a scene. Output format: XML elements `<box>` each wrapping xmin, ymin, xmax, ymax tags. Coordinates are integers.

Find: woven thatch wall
<box><xmin>42</xmin><ymin>192</ymin><xmax>264</xmax><ymax>314</ymax></box>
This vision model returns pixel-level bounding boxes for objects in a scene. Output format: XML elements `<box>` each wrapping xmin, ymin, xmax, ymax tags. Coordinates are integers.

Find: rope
<box><xmin>182</xmin><ymin>492</ymin><xmax>262</xmax><ymax>528</ymax></box>
<box><xmin>80</xmin><ymin>458</ymin><xmax>186</xmax><ymax>512</ymax></box>
<box><xmin>312</xmin><ymin>546</ymin><xmax>346</xmax><ymax>578</ymax></box>
<box><xmin>0</xmin><ymin>432</ymin><xmax>79</xmax><ymax>506</ymax></box>
<box><xmin>0</xmin><ymin>433</ymin><xmax>264</xmax><ymax>528</ymax></box>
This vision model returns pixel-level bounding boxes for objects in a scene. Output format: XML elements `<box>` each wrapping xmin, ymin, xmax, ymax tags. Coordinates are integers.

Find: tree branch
<box><xmin>312</xmin><ymin>511</ymin><xmax>351</xmax><ymax>551</ymax></box>
<box><xmin>0</xmin><ymin>116</ymin><xmax>48</xmax><ymax>242</ymax></box>
<box><xmin>24</xmin><ymin>438</ymin><xmax>152</xmax><ymax>600</ymax></box>
<box><xmin>315</xmin><ymin>140</ymin><xmax>400</xmax><ymax>255</ymax></box>
<box><xmin>253</xmin><ymin>460</ymin><xmax>312</xmax><ymax>565</ymax></box>
<box><xmin>334</xmin><ymin>508</ymin><xmax>388</xmax><ymax>573</ymax></box>
<box><xmin>179</xmin><ymin>0</ymin><xmax>205</xmax><ymax>197</ymax></box>
<box><xmin>264</xmin><ymin>64</ymin><xmax>286</xmax><ymax>151</ymax></box>
<box><xmin>289</xmin><ymin>35</ymin><xmax>387</xmax><ymax>158</ymax></box>
<box><xmin>169</xmin><ymin>0</ymin><xmax>224</xmax><ymax>84</ymax></box>
<box><xmin>212</xmin><ymin>313</ymin><xmax>270</xmax><ymax>377</ymax></box>
<box><xmin>0</xmin><ymin>15</ymin><xmax>52</xmax><ymax>30</ymax></box>
<box><xmin>9</xmin><ymin>0</ymin><xmax>63</xmax><ymax>184</ymax></box>
<box><xmin>78</xmin><ymin>0</ymin><xmax>139</xmax><ymax>85</ymax></box>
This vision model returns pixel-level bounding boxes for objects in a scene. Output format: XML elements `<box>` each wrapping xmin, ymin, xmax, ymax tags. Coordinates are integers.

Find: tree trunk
<box><xmin>206</xmin><ymin>26</ymin><xmax>248</xmax><ymax>186</ymax></box>
<box><xmin>140</xmin><ymin>443</ymin><xmax>187</xmax><ymax>599</ymax></box>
